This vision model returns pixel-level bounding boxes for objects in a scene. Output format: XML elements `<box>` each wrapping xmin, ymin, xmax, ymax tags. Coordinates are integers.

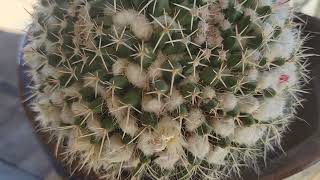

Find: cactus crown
<box><xmin>24</xmin><ymin>0</ymin><xmax>309</xmax><ymax>179</ymax></box>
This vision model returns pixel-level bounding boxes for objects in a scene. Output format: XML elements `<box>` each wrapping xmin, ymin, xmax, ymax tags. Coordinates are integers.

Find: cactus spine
<box><xmin>23</xmin><ymin>0</ymin><xmax>309</xmax><ymax>179</ymax></box>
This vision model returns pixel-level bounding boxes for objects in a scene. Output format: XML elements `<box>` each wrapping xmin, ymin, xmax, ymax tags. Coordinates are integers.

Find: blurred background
<box><xmin>0</xmin><ymin>0</ymin><xmax>319</xmax><ymax>180</ymax></box>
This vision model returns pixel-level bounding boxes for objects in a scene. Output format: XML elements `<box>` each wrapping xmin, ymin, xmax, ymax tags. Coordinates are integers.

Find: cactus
<box><xmin>23</xmin><ymin>0</ymin><xmax>310</xmax><ymax>179</ymax></box>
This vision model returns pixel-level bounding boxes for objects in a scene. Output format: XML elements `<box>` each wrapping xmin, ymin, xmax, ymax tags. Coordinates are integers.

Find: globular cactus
<box><xmin>23</xmin><ymin>0</ymin><xmax>310</xmax><ymax>179</ymax></box>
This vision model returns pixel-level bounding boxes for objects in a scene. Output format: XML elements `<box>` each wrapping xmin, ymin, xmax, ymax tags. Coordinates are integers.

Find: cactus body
<box><xmin>24</xmin><ymin>0</ymin><xmax>309</xmax><ymax>179</ymax></box>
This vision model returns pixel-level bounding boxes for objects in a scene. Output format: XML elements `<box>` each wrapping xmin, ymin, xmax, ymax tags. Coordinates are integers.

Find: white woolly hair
<box><xmin>221</xmin><ymin>19</ymin><xmax>231</xmax><ymax>30</ymax></box>
<box><xmin>142</xmin><ymin>95</ymin><xmax>163</xmax><ymax>114</ymax></box>
<box><xmin>71</xmin><ymin>101</ymin><xmax>89</xmax><ymax>116</ymax></box>
<box><xmin>207</xmin><ymin>146</ymin><xmax>229</xmax><ymax>165</ymax></box>
<box><xmin>125</xmin><ymin>63</ymin><xmax>147</xmax><ymax>88</ymax></box>
<box><xmin>61</xmin><ymin>83</ymin><xmax>82</xmax><ymax>98</ymax></box>
<box><xmin>231</xmin><ymin>125</ymin><xmax>267</xmax><ymax>146</ymax></box>
<box><xmin>67</xmin><ymin>129</ymin><xmax>92</xmax><ymax>152</ymax></box>
<box><xmin>131</xmin><ymin>14</ymin><xmax>153</xmax><ymax>41</ymax></box>
<box><xmin>112</xmin><ymin>9</ymin><xmax>137</xmax><ymax>27</ymax></box>
<box><xmin>103</xmin><ymin>135</ymin><xmax>133</xmax><ymax>163</ymax></box>
<box><xmin>209</xmin><ymin>117</ymin><xmax>235</xmax><ymax>138</ymax></box>
<box><xmin>185</xmin><ymin>108</ymin><xmax>206</xmax><ymax>132</ymax></box>
<box><xmin>219</xmin><ymin>93</ymin><xmax>238</xmax><ymax>112</ymax></box>
<box><xmin>117</xmin><ymin>116</ymin><xmax>139</xmax><ymax>137</ymax></box>
<box><xmin>49</xmin><ymin>90</ymin><xmax>65</xmax><ymax>107</ymax></box>
<box><xmin>87</xmin><ymin>117</ymin><xmax>107</xmax><ymax>138</ymax></box>
<box><xmin>113</xmin><ymin>9</ymin><xmax>153</xmax><ymax>41</ymax></box>
<box><xmin>258</xmin><ymin>0</ymin><xmax>273</xmax><ymax>7</ymax></box>
<box><xmin>137</xmin><ymin>131</ymin><xmax>165</xmax><ymax>156</ymax></box>
<box><xmin>147</xmin><ymin>52</ymin><xmax>167</xmax><ymax>79</ymax></box>
<box><xmin>60</xmin><ymin>106</ymin><xmax>75</xmax><ymax>125</ymax></box>
<box><xmin>112</xmin><ymin>58</ymin><xmax>129</xmax><ymax>75</ymax></box>
<box><xmin>180</xmin><ymin>73</ymin><xmax>200</xmax><ymax>85</ymax></box>
<box><xmin>264</xmin><ymin>28</ymin><xmax>298</xmax><ymax>62</ymax></box>
<box><xmin>33</xmin><ymin>98</ymin><xmax>61</xmax><ymax>127</ymax></box>
<box><xmin>245</xmin><ymin>67</ymin><xmax>259</xmax><ymax>82</ymax></box>
<box><xmin>253</xmin><ymin>95</ymin><xmax>286</xmax><ymax>122</ymax></box>
<box><xmin>268</xmin><ymin>2</ymin><xmax>291</xmax><ymax>28</ymax></box>
<box><xmin>105</xmin><ymin>96</ymin><xmax>126</xmax><ymax>121</ymax></box>
<box><xmin>165</xmin><ymin>89</ymin><xmax>185</xmax><ymax>112</ymax></box>
<box><xmin>238</xmin><ymin>95</ymin><xmax>260</xmax><ymax>114</ymax></box>
<box><xmin>157</xmin><ymin>116</ymin><xmax>181</xmax><ymax>141</ymax></box>
<box><xmin>23</xmin><ymin>44</ymin><xmax>46</xmax><ymax>69</ymax></box>
<box><xmin>39</xmin><ymin>64</ymin><xmax>62</xmax><ymax>79</ymax></box>
<box><xmin>202</xmin><ymin>86</ymin><xmax>216</xmax><ymax>100</ymax></box>
<box><xmin>186</xmin><ymin>134</ymin><xmax>210</xmax><ymax>159</ymax></box>
<box><xmin>154</xmin><ymin>150</ymin><xmax>181</xmax><ymax>170</ymax></box>
<box><xmin>157</xmin><ymin>116</ymin><xmax>185</xmax><ymax>161</ymax></box>
<box><xmin>257</xmin><ymin>62</ymin><xmax>298</xmax><ymax>92</ymax></box>
<box><xmin>83</xmin><ymin>74</ymin><xmax>105</xmax><ymax>96</ymax></box>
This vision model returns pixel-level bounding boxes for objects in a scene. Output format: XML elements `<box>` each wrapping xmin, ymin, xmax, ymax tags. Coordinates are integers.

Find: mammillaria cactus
<box><xmin>23</xmin><ymin>0</ymin><xmax>310</xmax><ymax>179</ymax></box>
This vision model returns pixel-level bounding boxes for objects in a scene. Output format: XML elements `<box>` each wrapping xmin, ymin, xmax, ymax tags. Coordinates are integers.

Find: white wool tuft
<box><xmin>157</xmin><ymin>116</ymin><xmax>181</xmax><ymax>141</ymax></box>
<box><xmin>40</xmin><ymin>64</ymin><xmax>62</xmax><ymax>78</ymax></box>
<box><xmin>157</xmin><ymin>116</ymin><xmax>185</xmax><ymax>157</ymax></box>
<box><xmin>137</xmin><ymin>131</ymin><xmax>165</xmax><ymax>156</ymax></box>
<box><xmin>194</xmin><ymin>21</ymin><xmax>208</xmax><ymax>45</ymax></box>
<box><xmin>112</xmin><ymin>58</ymin><xmax>129</xmax><ymax>75</ymax></box>
<box><xmin>187</xmin><ymin>134</ymin><xmax>210</xmax><ymax>159</ymax></box>
<box><xmin>231</xmin><ymin>125</ymin><xmax>267</xmax><ymax>146</ymax></box>
<box><xmin>258</xmin><ymin>0</ymin><xmax>273</xmax><ymax>7</ymax></box>
<box><xmin>142</xmin><ymin>96</ymin><xmax>163</xmax><ymax>114</ymax></box>
<box><xmin>220</xmin><ymin>93</ymin><xmax>237</xmax><ymax>111</ymax></box>
<box><xmin>123</xmin><ymin>156</ymin><xmax>140</xmax><ymax>168</ymax></box>
<box><xmin>207</xmin><ymin>146</ymin><xmax>229</xmax><ymax>165</ymax></box>
<box><xmin>154</xmin><ymin>150</ymin><xmax>180</xmax><ymax>170</ymax></box>
<box><xmin>112</xmin><ymin>9</ymin><xmax>137</xmax><ymax>27</ymax></box>
<box><xmin>49</xmin><ymin>91</ymin><xmax>65</xmax><ymax>106</ymax></box>
<box><xmin>71</xmin><ymin>102</ymin><xmax>88</xmax><ymax>116</ymax></box>
<box><xmin>103</xmin><ymin>135</ymin><xmax>133</xmax><ymax>163</ymax></box>
<box><xmin>131</xmin><ymin>15</ymin><xmax>153</xmax><ymax>41</ymax></box>
<box><xmin>23</xmin><ymin>45</ymin><xmax>45</xmax><ymax>69</ymax></box>
<box><xmin>67</xmin><ymin>130</ymin><xmax>92</xmax><ymax>152</ymax></box>
<box><xmin>264</xmin><ymin>29</ymin><xmax>297</xmax><ymax>62</ymax></box>
<box><xmin>221</xmin><ymin>19</ymin><xmax>231</xmax><ymax>30</ymax></box>
<box><xmin>105</xmin><ymin>96</ymin><xmax>126</xmax><ymax>121</ymax></box>
<box><xmin>117</xmin><ymin>117</ymin><xmax>139</xmax><ymax>136</ymax></box>
<box><xmin>184</xmin><ymin>73</ymin><xmax>200</xmax><ymax>84</ymax></box>
<box><xmin>60</xmin><ymin>106</ymin><xmax>75</xmax><ymax>124</ymax></box>
<box><xmin>272</xmin><ymin>62</ymin><xmax>298</xmax><ymax>92</ymax></box>
<box><xmin>33</xmin><ymin>98</ymin><xmax>61</xmax><ymax>127</ymax></box>
<box><xmin>262</xmin><ymin>22</ymin><xmax>274</xmax><ymax>38</ymax></box>
<box><xmin>165</xmin><ymin>89</ymin><xmax>185</xmax><ymax>112</ymax></box>
<box><xmin>247</xmin><ymin>49</ymin><xmax>261</xmax><ymax>63</ymax></box>
<box><xmin>61</xmin><ymin>83</ymin><xmax>81</xmax><ymax>98</ymax></box>
<box><xmin>238</xmin><ymin>96</ymin><xmax>260</xmax><ymax>114</ymax></box>
<box><xmin>148</xmin><ymin>52</ymin><xmax>167</xmax><ymax>79</ymax></box>
<box><xmin>268</xmin><ymin>3</ymin><xmax>290</xmax><ymax>28</ymax></box>
<box><xmin>245</xmin><ymin>68</ymin><xmax>259</xmax><ymax>82</ymax></box>
<box><xmin>125</xmin><ymin>63</ymin><xmax>147</xmax><ymax>88</ymax></box>
<box><xmin>218</xmin><ymin>0</ymin><xmax>229</xmax><ymax>9</ymax></box>
<box><xmin>257</xmin><ymin>62</ymin><xmax>298</xmax><ymax>92</ymax></box>
<box><xmin>186</xmin><ymin>108</ymin><xmax>206</xmax><ymax>132</ymax></box>
<box><xmin>244</xmin><ymin>8</ymin><xmax>259</xmax><ymax>23</ymax></box>
<box><xmin>257</xmin><ymin>71</ymin><xmax>274</xmax><ymax>90</ymax></box>
<box><xmin>203</xmin><ymin>86</ymin><xmax>216</xmax><ymax>99</ymax></box>
<box><xmin>87</xmin><ymin>118</ymin><xmax>106</xmax><ymax>138</ymax></box>
<box><xmin>209</xmin><ymin>117</ymin><xmax>235</xmax><ymax>138</ymax></box>
<box><xmin>253</xmin><ymin>96</ymin><xmax>286</xmax><ymax>122</ymax></box>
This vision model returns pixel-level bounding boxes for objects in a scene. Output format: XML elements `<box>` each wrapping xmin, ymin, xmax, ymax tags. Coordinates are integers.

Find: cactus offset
<box><xmin>23</xmin><ymin>0</ymin><xmax>310</xmax><ymax>179</ymax></box>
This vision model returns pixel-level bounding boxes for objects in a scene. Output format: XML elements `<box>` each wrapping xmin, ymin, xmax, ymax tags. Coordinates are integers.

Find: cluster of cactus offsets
<box><xmin>23</xmin><ymin>0</ymin><xmax>310</xmax><ymax>179</ymax></box>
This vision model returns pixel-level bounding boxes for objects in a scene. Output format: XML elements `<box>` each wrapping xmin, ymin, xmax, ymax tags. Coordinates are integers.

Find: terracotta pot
<box><xmin>18</xmin><ymin>14</ymin><xmax>320</xmax><ymax>180</ymax></box>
